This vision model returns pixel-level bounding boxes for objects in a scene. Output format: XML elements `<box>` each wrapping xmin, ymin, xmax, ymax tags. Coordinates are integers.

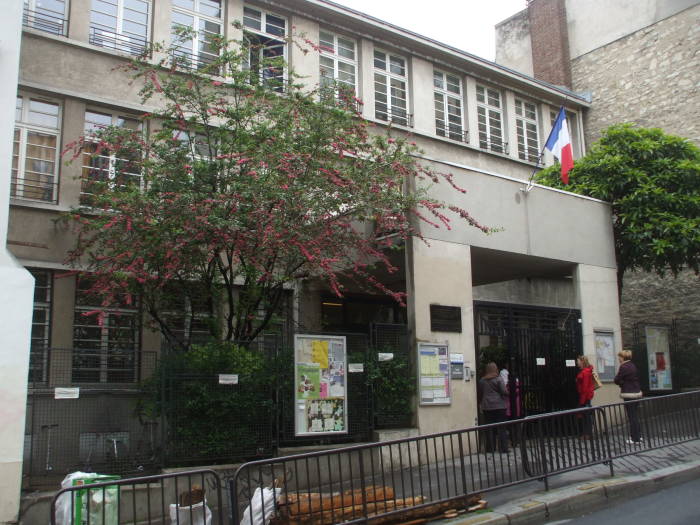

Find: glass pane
<box><xmin>373</xmin><ymin>50</ymin><xmax>386</xmax><ymax>70</ymax></box>
<box><xmin>28</xmin><ymin>99</ymin><xmax>59</xmax><ymax>128</ymax></box>
<box><xmin>173</xmin><ymin>0</ymin><xmax>195</xmax><ymax>9</ymax></box>
<box><xmin>337</xmin><ymin>37</ymin><xmax>354</xmax><ymax>60</ymax></box>
<box><xmin>266</xmin><ymin>14</ymin><xmax>285</xmax><ymax>36</ymax></box>
<box><xmin>243</xmin><ymin>7</ymin><xmax>261</xmax><ymax>30</ymax></box>
<box><xmin>389</xmin><ymin>55</ymin><xmax>405</xmax><ymax>76</ymax></box>
<box><xmin>199</xmin><ymin>0</ymin><xmax>221</xmax><ymax>18</ymax></box>
<box><xmin>85</xmin><ymin>111</ymin><xmax>113</xmax><ymax>133</ymax></box>
<box><xmin>319</xmin><ymin>31</ymin><xmax>334</xmax><ymax>53</ymax></box>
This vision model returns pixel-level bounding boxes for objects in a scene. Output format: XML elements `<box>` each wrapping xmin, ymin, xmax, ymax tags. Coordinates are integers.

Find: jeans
<box><xmin>483</xmin><ymin>409</ymin><xmax>509</xmax><ymax>452</ymax></box>
<box><xmin>624</xmin><ymin>399</ymin><xmax>642</xmax><ymax>442</ymax></box>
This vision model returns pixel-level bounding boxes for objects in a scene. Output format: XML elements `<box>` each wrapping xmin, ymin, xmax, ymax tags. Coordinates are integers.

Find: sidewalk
<box><xmin>451</xmin><ymin>439</ymin><xmax>700</xmax><ymax>524</ymax></box>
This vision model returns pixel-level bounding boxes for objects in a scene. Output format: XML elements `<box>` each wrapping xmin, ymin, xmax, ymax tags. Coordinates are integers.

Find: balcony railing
<box><xmin>23</xmin><ymin>7</ymin><xmax>67</xmax><ymax>36</ymax></box>
<box><xmin>170</xmin><ymin>49</ymin><xmax>221</xmax><ymax>75</ymax></box>
<box><xmin>437</xmin><ymin>126</ymin><xmax>469</xmax><ymax>143</ymax></box>
<box><xmin>89</xmin><ymin>27</ymin><xmax>149</xmax><ymax>57</ymax></box>
<box><xmin>11</xmin><ymin>175</ymin><xmax>58</xmax><ymax>204</ymax></box>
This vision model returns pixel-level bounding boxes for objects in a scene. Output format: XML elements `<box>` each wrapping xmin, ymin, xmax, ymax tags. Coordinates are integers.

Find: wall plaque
<box><xmin>430</xmin><ymin>304</ymin><xmax>462</xmax><ymax>332</ymax></box>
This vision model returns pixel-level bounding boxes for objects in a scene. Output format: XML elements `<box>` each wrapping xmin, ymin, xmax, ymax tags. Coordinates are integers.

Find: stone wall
<box><xmin>571</xmin><ymin>4</ymin><xmax>700</xmax><ymax>146</ymax></box>
<box><xmin>620</xmin><ymin>269</ymin><xmax>700</xmax><ymax>347</ymax></box>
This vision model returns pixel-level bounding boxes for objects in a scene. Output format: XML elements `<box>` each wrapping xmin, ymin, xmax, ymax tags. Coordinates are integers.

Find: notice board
<box><xmin>418</xmin><ymin>342</ymin><xmax>451</xmax><ymax>405</ymax></box>
<box><xmin>294</xmin><ymin>334</ymin><xmax>348</xmax><ymax>436</ymax></box>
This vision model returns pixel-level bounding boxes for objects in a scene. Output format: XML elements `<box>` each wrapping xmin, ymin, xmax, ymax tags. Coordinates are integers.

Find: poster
<box><xmin>646</xmin><ymin>326</ymin><xmax>673</xmax><ymax>391</ymax></box>
<box><xmin>419</xmin><ymin>343</ymin><xmax>450</xmax><ymax>405</ymax></box>
<box><xmin>295</xmin><ymin>335</ymin><xmax>347</xmax><ymax>435</ymax></box>
<box><xmin>594</xmin><ymin>331</ymin><xmax>616</xmax><ymax>381</ymax></box>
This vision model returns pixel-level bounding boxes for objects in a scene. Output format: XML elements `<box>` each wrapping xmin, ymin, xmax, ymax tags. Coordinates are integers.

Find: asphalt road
<box><xmin>545</xmin><ymin>476</ymin><xmax>700</xmax><ymax>525</ymax></box>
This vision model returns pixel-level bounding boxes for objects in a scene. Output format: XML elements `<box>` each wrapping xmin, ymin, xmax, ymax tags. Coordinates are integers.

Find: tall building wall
<box><xmin>571</xmin><ymin>3</ymin><xmax>700</xmax><ymax>146</ymax></box>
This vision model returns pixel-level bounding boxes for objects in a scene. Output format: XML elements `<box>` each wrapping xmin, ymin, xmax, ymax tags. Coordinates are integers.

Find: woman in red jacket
<box><xmin>576</xmin><ymin>355</ymin><xmax>595</xmax><ymax>438</ymax></box>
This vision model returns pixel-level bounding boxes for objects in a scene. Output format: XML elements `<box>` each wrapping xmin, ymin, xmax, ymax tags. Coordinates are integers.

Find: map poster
<box><xmin>418</xmin><ymin>342</ymin><xmax>451</xmax><ymax>405</ymax></box>
<box><xmin>295</xmin><ymin>334</ymin><xmax>347</xmax><ymax>435</ymax></box>
<box><xmin>645</xmin><ymin>326</ymin><xmax>673</xmax><ymax>391</ymax></box>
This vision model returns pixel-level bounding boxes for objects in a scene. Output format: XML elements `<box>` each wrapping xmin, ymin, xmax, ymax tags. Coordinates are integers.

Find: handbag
<box><xmin>592</xmin><ymin>370</ymin><xmax>603</xmax><ymax>390</ymax></box>
<box><xmin>620</xmin><ymin>391</ymin><xmax>643</xmax><ymax>400</ymax></box>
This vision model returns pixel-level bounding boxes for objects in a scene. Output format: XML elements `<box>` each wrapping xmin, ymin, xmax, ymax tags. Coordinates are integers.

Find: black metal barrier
<box><xmin>49</xmin><ymin>391</ymin><xmax>700</xmax><ymax>524</ymax></box>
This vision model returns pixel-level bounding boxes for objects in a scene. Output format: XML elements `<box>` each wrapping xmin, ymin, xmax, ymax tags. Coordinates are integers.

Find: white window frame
<box><xmin>515</xmin><ymin>98</ymin><xmax>540</xmax><ymax>163</ymax></box>
<box><xmin>73</xmin><ymin>275</ymin><xmax>140</xmax><ymax>383</ymax></box>
<box><xmin>476</xmin><ymin>84</ymin><xmax>506</xmax><ymax>154</ymax></box>
<box><xmin>90</xmin><ymin>0</ymin><xmax>151</xmax><ymax>55</ymax></box>
<box><xmin>550</xmin><ymin>108</ymin><xmax>581</xmax><ymax>158</ymax></box>
<box><xmin>23</xmin><ymin>0</ymin><xmax>68</xmax><ymax>35</ymax></box>
<box><xmin>319</xmin><ymin>30</ymin><xmax>357</xmax><ymax>102</ymax></box>
<box><xmin>80</xmin><ymin>109</ymin><xmax>143</xmax><ymax>206</ymax></box>
<box><xmin>433</xmin><ymin>69</ymin><xmax>465</xmax><ymax>142</ymax></box>
<box><xmin>171</xmin><ymin>0</ymin><xmax>223</xmax><ymax>71</ymax></box>
<box><xmin>13</xmin><ymin>93</ymin><xmax>61</xmax><ymax>204</ymax></box>
<box><xmin>29</xmin><ymin>269</ymin><xmax>52</xmax><ymax>384</ymax></box>
<box><xmin>242</xmin><ymin>5</ymin><xmax>288</xmax><ymax>91</ymax></box>
<box><xmin>373</xmin><ymin>48</ymin><xmax>410</xmax><ymax>126</ymax></box>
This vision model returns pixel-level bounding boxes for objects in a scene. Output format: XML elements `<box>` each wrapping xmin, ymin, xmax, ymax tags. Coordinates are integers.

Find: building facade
<box><xmin>10</xmin><ymin>0</ymin><xmax>622</xmax><ymax>513</ymax></box>
<box><xmin>495</xmin><ymin>0</ymin><xmax>700</xmax><ymax>387</ymax></box>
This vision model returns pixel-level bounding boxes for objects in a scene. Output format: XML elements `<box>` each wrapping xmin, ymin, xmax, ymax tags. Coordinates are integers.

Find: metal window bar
<box><xmin>436</xmin><ymin>126</ymin><xmax>469</xmax><ymax>143</ymax></box>
<box><xmin>23</xmin><ymin>7</ymin><xmax>67</xmax><ymax>36</ymax></box>
<box><xmin>170</xmin><ymin>49</ymin><xmax>221</xmax><ymax>75</ymax></box>
<box><xmin>10</xmin><ymin>174</ymin><xmax>58</xmax><ymax>204</ymax></box>
<box><xmin>89</xmin><ymin>27</ymin><xmax>148</xmax><ymax>56</ymax></box>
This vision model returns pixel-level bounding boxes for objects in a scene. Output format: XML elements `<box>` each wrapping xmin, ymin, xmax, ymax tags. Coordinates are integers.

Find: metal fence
<box><xmin>229</xmin><ymin>390</ymin><xmax>700</xmax><ymax>525</ymax></box>
<box><xmin>48</xmin><ymin>391</ymin><xmax>700</xmax><ymax>524</ymax></box>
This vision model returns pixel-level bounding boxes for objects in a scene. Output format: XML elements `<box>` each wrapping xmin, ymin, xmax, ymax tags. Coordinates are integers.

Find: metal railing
<box><xmin>170</xmin><ymin>49</ymin><xmax>222</xmax><ymax>75</ymax></box>
<box><xmin>50</xmin><ymin>469</ymin><xmax>226</xmax><ymax>525</ymax></box>
<box><xmin>47</xmin><ymin>391</ymin><xmax>700</xmax><ymax>524</ymax></box>
<box><xmin>11</xmin><ymin>176</ymin><xmax>59</xmax><ymax>204</ymax></box>
<box><xmin>23</xmin><ymin>7</ymin><xmax>67</xmax><ymax>36</ymax></box>
<box><xmin>229</xmin><ymin>390</ymin><xmax>700</xmax><ymax>525</ymax></box>
<box><xmin>89</xmin><ymin>27</ymin><xmax>148</xmax><ymax>56</ymax></box>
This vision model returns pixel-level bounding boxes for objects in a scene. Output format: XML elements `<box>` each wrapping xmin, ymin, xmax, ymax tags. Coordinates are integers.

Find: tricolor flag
<box><xmin>544</xmin><ymin>107</ymin><xmax>574</xmax><ymax>184</ymax></box>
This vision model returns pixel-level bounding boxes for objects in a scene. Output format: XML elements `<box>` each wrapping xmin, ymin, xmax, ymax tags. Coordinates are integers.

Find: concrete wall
<box><xmin>495</xmin><ymin>10</ymin><xmax>533</xmax><ymax>77</ymax></box>
<box><xmin>0</xmin><ymin>3</ymin><xmax>34</xmax><ymax>523</ymax></box>
<box><xmin>407</xmin><ymin>239</ymin><xmax>479</xmax><ymax>433</ymax></box>
<box><xmin>473</xmin><ymin>277</ymin><xmax>575</xmax><ymax>308</ymax></box>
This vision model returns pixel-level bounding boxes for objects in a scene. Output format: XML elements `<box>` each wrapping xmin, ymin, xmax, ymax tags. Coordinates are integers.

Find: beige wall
<box><xmin>407</xmin><ymin>239</ymin><xmax>479</xmax><ymax>434</ymax></box>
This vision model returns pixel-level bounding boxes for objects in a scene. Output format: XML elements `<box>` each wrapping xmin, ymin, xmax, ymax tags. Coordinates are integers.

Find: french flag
<box><xmin>544</xmin><ymin>107</ymin><xmax>574</xmax><ymax>184</ymax></box>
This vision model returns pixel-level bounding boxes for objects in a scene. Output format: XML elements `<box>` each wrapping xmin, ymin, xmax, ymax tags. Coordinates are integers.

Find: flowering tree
<box><xmin>65</xmin><ymin>34</ymin><xmax>488</xmax><ymax>347</ymax></box>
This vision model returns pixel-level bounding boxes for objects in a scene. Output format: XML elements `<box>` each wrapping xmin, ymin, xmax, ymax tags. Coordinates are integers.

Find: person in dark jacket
<box><xmin>575</xmin><ymin>355</ymin><xmax>595</xmax><ymax>438</ymax></box>
<box><xmin>615</xmin><ymin>349</ymin><xmax>643</xmax><ymax>444</ymax></box>
<box><xmin>478</xmin><ymin>362</ymin><xmax>509</xmax><ymax>453</ymax></box>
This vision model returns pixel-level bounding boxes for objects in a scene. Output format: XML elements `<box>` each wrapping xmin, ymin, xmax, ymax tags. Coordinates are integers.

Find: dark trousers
<box><xmin>483</xmin><ymin>409</ymin><xmax>509</xmax><ymax>452</ymax></box>
<box><xmin>624</xmin><ymin>399</ymin><xmax>642</xmax><ymax>442</ymax></box>
<box><xmin>580</xmin><ymin>400</ymin><xmax>593</xmax><ymax>436</ymax></box>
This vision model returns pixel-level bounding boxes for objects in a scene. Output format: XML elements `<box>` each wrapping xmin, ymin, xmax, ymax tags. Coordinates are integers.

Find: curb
<box><xmin>448</xmin><ymin>458</ymin><xmax>700</xmax><ymax>525</ymax></box>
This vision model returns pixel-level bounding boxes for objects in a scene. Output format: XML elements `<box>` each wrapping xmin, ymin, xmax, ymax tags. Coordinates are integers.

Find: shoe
<box><xmin>626</xmin><ymin>439</ymin><xmax>642</xmax><ymax>445</ymax></box>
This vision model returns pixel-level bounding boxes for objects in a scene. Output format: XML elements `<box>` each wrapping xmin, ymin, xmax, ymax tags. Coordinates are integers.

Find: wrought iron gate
<box><xmin>474</xmin><ymin>302</ymin><xmax>582</xmax><ymax>417</ymax></box>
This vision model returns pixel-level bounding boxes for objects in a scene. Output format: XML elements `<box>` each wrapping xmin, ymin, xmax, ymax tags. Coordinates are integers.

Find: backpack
<box><xmin>592</xmin><ymin>370</ymin><xmax>603</xmax><ymax>390</ymax></box>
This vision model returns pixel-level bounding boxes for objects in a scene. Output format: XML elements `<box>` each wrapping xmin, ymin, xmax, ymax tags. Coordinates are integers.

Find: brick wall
<box><xmin>571</xmin><ymin>4</ymin><xmax>700</xmax><ymax>146</ymax></box>
<box><xmin>528</xmin><ymin>0</ymin><xmax>572</xmax><ymax>88</ymax></box>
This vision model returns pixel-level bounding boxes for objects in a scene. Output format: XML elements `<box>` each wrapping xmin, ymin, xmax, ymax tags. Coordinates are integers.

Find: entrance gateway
<box><xmin>474</xmin><ymin>301</ymin><xmax>582</xmax><ymax>417</ymax></box>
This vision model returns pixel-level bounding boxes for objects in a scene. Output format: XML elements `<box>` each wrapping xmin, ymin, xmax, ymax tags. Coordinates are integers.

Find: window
<box><xmin>80</xmin><ymin>110</ymin><xmax>142</xmax><ymax>206</ymax></box>
<box><xmin>12</xmin><ymin>94</ymin><xmax>61</xmax><ymax>203</ymax></box>
<box><xmin>550</xmin><ymin>108</ymin><xmax>580</xmax><ymax>158</ymax></box>
<box><xmin>319</xmin><ymin>31</ymin><xmax>357</xmax><ymax>103</ymax></box>
<box><xmin>23</xmin><ymin>0</ymin><xmax>67</xmax><ymax>35</ymax></box>
<box><xmin>90</xmin><ymin>0</ymin><xmax>150</xmax><ymax>55</ymax></box>
<box><xmin>433</xmin><ymin>70</ymin><xmax>465</xmax><ymax>141</ymax></box>
<box><xmin>29</xmin><ymin>269</ymin><xmax>52</xmax><ymax>384</ymax></box>
<box><xmin>73</xmin><ymin>275</ymin><xmax>139</xmax><ymax>383</ymax></box>
<box><xmin>476</xmin><ymin>85</ymin><xmax>505</xmax><ymax>153</ymax></box>
<box><xmin>160</xmin><ymin>284</ymin><xmax>213</xmax><ymax>349</ymax></box>
<box><xmin>373</xmin><ymin>50</ymin><xmax>409</xmax><ymax>126</ymax></box>
<box><xmin>515</xmin><ymin>98</ymin><xmax>540</xmax><ymax>162</ymax></box>
<box><xmin>243</xmin><ymin>6</ymin><xmax>287</xmax><ymax>92</ymax></box>
<box><xmin>171</xmin><ymin>0</ymin><xmax>222</xmax><ymax>72</ymax></box>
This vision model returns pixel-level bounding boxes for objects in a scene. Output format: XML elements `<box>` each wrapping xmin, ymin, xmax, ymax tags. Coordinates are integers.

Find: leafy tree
<box><xmin>64</xmin><ymin>33</ymin><xmax>489</xmax><ymax>347</ymax></box>
<box><xmin>536</xmin><ymin>124</ymin><xmax>700</xmax><ymax>296</ymax></box>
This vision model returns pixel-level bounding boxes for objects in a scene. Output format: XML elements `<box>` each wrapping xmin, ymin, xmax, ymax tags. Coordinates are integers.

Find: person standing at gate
<box><xmin>478</xmin><ymin>362</ymin><xmax>509</xmax><ymax>453</ymax></box>
<box><xmin>615</xmin><ymin>349</ymin><xmax>643</xmax><ymax>444</ymax></box>
<box><xmin>576</xmin><ymin>355</ymin><xmax>595</xmax><ymax>439</ymax></box>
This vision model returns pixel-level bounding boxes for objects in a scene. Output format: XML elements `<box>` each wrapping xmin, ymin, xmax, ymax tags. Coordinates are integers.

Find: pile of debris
<box><xmin>271</xmin><ymin>485</ymin><xmax>487</xmax><ymax>525</ymax></box>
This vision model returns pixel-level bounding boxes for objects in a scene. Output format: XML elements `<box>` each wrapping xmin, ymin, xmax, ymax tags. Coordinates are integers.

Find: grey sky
<box><xmin>327</xmin><ymin>0</ymin><xmax>527</xmax><ymax>61</ymax></box>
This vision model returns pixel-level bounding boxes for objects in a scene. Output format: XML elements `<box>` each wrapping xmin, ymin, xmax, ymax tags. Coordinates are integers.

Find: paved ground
<box><xmin>448</xmin><ymin>438</ymin><xmax>700</xmax><ymax>525</ymax></box>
